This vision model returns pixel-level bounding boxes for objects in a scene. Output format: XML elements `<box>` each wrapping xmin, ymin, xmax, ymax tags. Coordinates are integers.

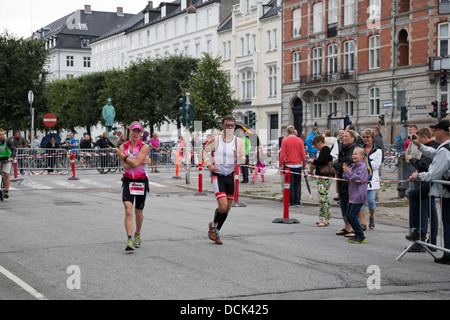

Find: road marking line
<box><xmin>0</xmin><ymin>265</ymin><xmax>47</xmax><ymax>300</ymax></box>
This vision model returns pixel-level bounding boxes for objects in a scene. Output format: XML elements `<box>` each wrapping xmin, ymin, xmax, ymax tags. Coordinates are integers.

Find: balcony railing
<box><xmin>299</xmin><ymin>72</ymin><xmax>355</xmax><ymax>85</ymax></box>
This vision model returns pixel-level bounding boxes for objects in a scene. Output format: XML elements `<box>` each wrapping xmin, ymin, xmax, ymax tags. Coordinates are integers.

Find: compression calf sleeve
<box><xmin>213</xmin><ymin>208</ymin><xmax>228</xmax><ymax>230</ymax></box>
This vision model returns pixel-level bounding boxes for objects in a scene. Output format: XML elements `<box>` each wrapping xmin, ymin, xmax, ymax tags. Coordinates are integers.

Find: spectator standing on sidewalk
<box><xmin>305</xmin><ymin>126</ymin><xmax>319</xmax><ymax>159</ymax></box>
<box><xmin>149</xmin><ymin>132</ymin><xmax>160</xmax><ymax>173</ymax></box>
<box><xmin>411</xmin><ymin>120</ymin><xmax>450</xmax><ymax>265</ymax></box>
<box><xmin>13</xmin><ymin>131</ymin><xmax>27</xmax><ymax>174</ymax></box>
<box><xmin>334</xmin><ymin>130</ymin><xmax>358</xmax><ymax>236</ymax></box>
<box><xmin>279</xmin><ymin>125</ymin><xmax>307</xmax><ymax>207</ymax></box>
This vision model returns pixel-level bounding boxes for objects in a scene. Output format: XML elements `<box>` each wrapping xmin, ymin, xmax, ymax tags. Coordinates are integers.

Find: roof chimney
<box><xmin>84</xmin><ymin>5</ymin><xmax>92</xmax><ymax>14</ymax></box>
<box><xmin>117</xmin><ymin>7</ymin><xmax>124</xmax><ymax>16</ymax></box>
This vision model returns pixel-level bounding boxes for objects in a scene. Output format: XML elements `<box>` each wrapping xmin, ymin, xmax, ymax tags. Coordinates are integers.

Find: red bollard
<box><xmin>13</xmin><ymin>157</ymin><xmax>18</xmax><ymax>178</ymax></box>
<box><xmin>195</xmin><ymin>162</ymin><xmax>207</xmax><ymax>196</ymax></box>
<box><xmin>68</xmin><ymin>151</ymin><xmax>79</xmax><ymax>180</ymax></box>
<box><xmin>172</xmin><ymin>151</ymin><xmax>182</xmax><ymax>179</ymax></box>
<box><xmin>231</xmin><ymin>163</ymin><xmax>246</xmax><ymax>207</ymax></box>
<box><xmin>273</xmin><ymin>168</ymin><xmax>299</xmax><ymax>224</ymax></box>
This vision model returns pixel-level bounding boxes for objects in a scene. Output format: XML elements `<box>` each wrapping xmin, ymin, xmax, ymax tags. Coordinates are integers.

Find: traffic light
<box><xmin>400</xmin><ymin>106</ymin><xmax>407</xmax><ymax>124</ymax></box>
<box><xmin>441</xmin><ymin>101</ymin><xmax>448</xmax><ymax>118</ymax></box>
<box><xmin>179</xmin><ymin>97</ymin><xmax>187</xmax><ymax>127</ymax></box>
<box><xmin>429</xmin><ymin>101</ymin><xmax>438</xmax><ymax>118</ymax></box>
<box><xmin>248</xmin><ymin>110</ymin><xmax>256</xmax><ymax>127</ymax></box>
<box><xmin>378</xmin><ymin>114</ymin><xmax>385</xmax><ymax>126</ymax></box>
<box><xmin>185</xmin><ymin>103</ymin><xmax>194</xmax><ymax>126</ymax></box>
<box><xmin>440</xmin><ymin>69</ymin><xmax>448</xmax><ymax>86</ymax></box>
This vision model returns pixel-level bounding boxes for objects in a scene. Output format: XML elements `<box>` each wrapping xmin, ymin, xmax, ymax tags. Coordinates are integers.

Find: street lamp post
<box><xmin>28</xmin><ymin>90</ymin><xmax>35</xmax><ymax>142</ymax></box>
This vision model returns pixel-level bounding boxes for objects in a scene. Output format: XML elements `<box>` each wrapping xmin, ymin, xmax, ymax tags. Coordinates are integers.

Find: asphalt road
<box><xmin>1</xmin><ymin>171</ymin><xmax>449</xmax><ymax>303</ymax></box>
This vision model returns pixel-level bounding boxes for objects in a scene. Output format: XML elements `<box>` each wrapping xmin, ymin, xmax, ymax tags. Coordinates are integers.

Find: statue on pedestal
<box><xmin>102</xmin><ymin>98</ymin><xmax>116</xmax><ymax>137</ymax></box>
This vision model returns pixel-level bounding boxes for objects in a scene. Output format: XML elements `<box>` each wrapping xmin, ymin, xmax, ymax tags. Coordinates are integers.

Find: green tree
<box><xmin>0</xmin><ymin>31</ymin><xmax>49</xmax><ymax>131</ymax></box>
<box><xmin>186</xmin><ymin>53</ymin><xmax>239</xmax><ymax>131</ymax></box>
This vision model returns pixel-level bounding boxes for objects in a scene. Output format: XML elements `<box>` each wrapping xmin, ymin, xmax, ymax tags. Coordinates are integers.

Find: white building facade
<box><xmin>218</xmin><ymin>0</ymin><xmax>282</xmax><ymax>145</ymax></box>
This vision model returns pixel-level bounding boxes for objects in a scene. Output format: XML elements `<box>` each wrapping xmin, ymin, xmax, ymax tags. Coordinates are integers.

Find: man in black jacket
<box><xmin>97</xmin><ymin>132</ymin><xmax>116</xmax><ymax>173</ymax></box>
<box><xmin>405</xmin><ymin>128</ymin><xmax>439</xmax><ymax>249</ymax></box>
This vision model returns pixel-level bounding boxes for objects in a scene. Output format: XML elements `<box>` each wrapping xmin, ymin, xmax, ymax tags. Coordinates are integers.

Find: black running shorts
<box><xmin>211</xmin><ymin>173</ymin><xmax>234</xmax><ymax>201</ymax></box>
<box><xmin>121</xmin><ymin>178</ymin><xmax>150</xmax><ymax>210</ymax></box>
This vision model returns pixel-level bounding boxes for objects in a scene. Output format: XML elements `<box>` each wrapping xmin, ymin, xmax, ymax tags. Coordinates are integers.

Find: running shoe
<box><xmin>347</xmin><ymin>236</ymin><xmax>366</xmax><ymax>244</ymax></box>
<box><xmin>208</xmin><ymin>222</ymin><xmax>222</xmax><ymax>245</ymax></box>
<box><xmin>214</xmin><ymin>230</ymin><xmax>223</xmax><ymax>245</ymax></box>
<box><xmin>125</xmin><ymin>238</ymin><xmax>135</xmax><ymax>251</ymax></box>
<box><xmin>134</xmin><ymin>234</ymin><xmax>141</xmax><ymax>248</ymax></box>
<box><xmin>4</xmin><ymin>191</ymin><xmax>9</xmax><ymax>199</ymax></box>
<box><xmin>208</xmin><ymin>222</ymin><xmax>215</xmax><ymax>241</ymax></box>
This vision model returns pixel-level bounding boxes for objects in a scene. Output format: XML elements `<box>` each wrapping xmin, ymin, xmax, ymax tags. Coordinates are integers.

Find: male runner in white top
<box><xmin>202</xmin><ymin>115</ymin><xmax>246</xmax><ymax>244</ymax></box>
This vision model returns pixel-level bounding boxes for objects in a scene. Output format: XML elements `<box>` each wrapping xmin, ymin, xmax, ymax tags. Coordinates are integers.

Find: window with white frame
<box><xmin>313</xmin><ymin>2</ymin><xmax>323</xmax><ymax>33</ymax></box>
<box><xmin>66</xmin><ymin>56</ymin><xmax>74</xmax><ymax>67</ymax></box>
<box><xmin>369</xmin><ymin>35</ymin><xmax>380</xmax><ymax>69</ymax></box>
<box><xmin>267</xmin><ymin>65</ymin><xmax>277</xmax><ymax>98</ymax></box>
<box><xmin>240</xmin><ymin>38</ymin><xmax>244</xmax><ymax>56</ymax></box>
<box><xmin>222</xmin><ymin>42</ymin><xmax>227</xmax><ymax>60</ymax></box>
<box><xmin>369</xmin><ymin>87</ymin><xmax>380</xmax><ymax>115</ymax></box>
<box><xmin>327</xmin><ymin>44</ymin><xmax>337</xmax><ymax>75</ymax></box>
<box><xmin>313</xmin><ymin>97</ymin><xmax>322</xmax><ymax>118</ymax></box>
<box><xmin>246</xmin><ymin>34</ymin><xmax>250</xmax><ymax>54</ymax></box>
<box><xmin>344</xmin><ymin>0</ymin><xmax>354</xmax><ymax>25</ymax></box>
<box><xmin>439</xmin><ymin>23</ymin><xmax>450</xmax><ymax>57</ymax></box>
<box><xmin>328</xmin><ymin>0</ymin><xmax>338</xmax><ymax>24</ymax></box>
<box><xmin>241</xmin><ymin>69</ymin><xmax>255</xmax><ymax>101</ymax></box>
<box><xmin>328</xmin><ymin>96</ymin><xmax>337</xmax><ymax>116</ymax></box>
<box><xmin>344</xmin><ymin>93</ymin><xmax>354</xmax><ymax>116</ymax></box>
<box><xmin>267</xmin><ymin>30</ymin><xmax>277</xmax><ymax>51</ymax></box>
<box><xmin>293</xmin><ymin>50</ymin><xmax>301</xmax><ymax>81</ymax></box>
<box><xmin>312</xmin><ymin>47</ymin><xmax>323</xmax><ymax>78</ymax></box>
<box><xmin>343</xmin><ymin>40</ymin><xmax>355</xmax><ymax>72</ymax></box>
<box><xmin>83</xmin><ymin>57</ymin><xmax>90</xmax><ymax>68</ymax></box>
<box><xmin>293</xmin><ymin>8</ymin><xmax>301</xmax><ymax>37</ymax></box>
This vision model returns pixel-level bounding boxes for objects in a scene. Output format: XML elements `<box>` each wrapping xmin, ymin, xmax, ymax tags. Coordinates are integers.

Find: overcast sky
<box><xmin>0</xmin><ymin>0</ymin><xmax>163</xmax><ymax>38</ymax></box>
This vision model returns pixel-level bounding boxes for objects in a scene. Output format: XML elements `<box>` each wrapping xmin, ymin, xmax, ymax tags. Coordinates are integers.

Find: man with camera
<box><xmin>411</xmin><ymin>120</ymin><xmax>450</xmax><ymax>265</ymax></box>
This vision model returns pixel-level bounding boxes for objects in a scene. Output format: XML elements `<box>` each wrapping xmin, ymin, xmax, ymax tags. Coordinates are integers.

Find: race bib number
<box><xmin>129</xmin><ymin>182</ymin><xmax>145</xmax><ymax>195</ymax></box>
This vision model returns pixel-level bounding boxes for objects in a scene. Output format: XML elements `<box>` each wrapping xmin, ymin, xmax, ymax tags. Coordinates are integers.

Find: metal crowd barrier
<box><xmin>75</xmin><ymin>148</ymin><xmax>121</xmax><ymax>174</ymax></box>
<box><xmin>15</xmin><ymin>148</ymin><xmax>70</xmax><ymax>175</ymax></box>
<box><xmin>396</xmin><ymin>179</ymin><xmax>450</xmax><ymax>261</ymax></box>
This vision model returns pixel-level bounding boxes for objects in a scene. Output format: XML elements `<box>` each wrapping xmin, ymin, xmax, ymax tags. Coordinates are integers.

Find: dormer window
<box><xmin>81</xmin><ymin>38</ymin><xmax>90</xmax><ymax>48</ymax></box>
<box><xmin>145</xmin><ymin>12</ymin><xmax>149</xmax><ymax>24</ymax></box>
<box><xmin>161</xmin><ymin>5</ymin><xmax>166</xmax><ymax>18</ymax></box>
<box><xmin>79</xmin><ymin>23</ymin><xmax>88</xmax><ymax>31</ymax></box>
<box><xmin>181</xmin><ymin>0</ymin><xmax>187</xmax><ymax>11</ymax></box>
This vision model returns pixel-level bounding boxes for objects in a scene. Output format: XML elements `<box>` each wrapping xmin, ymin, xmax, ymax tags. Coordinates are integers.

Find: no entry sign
<box><xmin>43</xmin><ymin>113</ymin><xmax>57</xmax><ymax>127</ymax></box>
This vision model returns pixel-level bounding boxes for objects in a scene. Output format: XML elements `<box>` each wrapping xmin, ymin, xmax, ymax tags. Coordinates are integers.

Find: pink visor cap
<box><xmin>130</xmin><ymin>123</ymin><xmax>143</xmax><ymax>131</ymax></box>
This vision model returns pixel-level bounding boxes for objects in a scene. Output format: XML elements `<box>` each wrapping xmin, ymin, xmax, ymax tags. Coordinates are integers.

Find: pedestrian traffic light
<box><xmin>400</xmin><ymin>106</ymin><xmax>407</xmax><ymax>124</ymax></box>
<box><xmin>378</xmin><ymin>114</ymin><xmax>385</xmax><ymax>126</ymax></box>
<box><xmin>429</xmin><ymin>101</ymin><xmax>438</xmax><ymax>118</ymax></box>
<box><xmin>248</xmin><ymin>110</ymin><xmax>256</xmax><ymax>127</ymax></box>
<box><xmin>441</xmin><ymin>101</ymin><xmax>448</xmax><ymax>118</ymax></box>
<box><xmin>179</xmin><ymin>97</ymin><xmax>187</xmax><ymax>127</ymax></box>
<box><xmin>440</xmin><ymin>69</ymin><xmax>448</xmax><ymax>86</ymax></box>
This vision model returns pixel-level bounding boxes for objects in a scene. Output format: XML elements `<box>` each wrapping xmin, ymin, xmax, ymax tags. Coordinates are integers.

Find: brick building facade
<box><xmin>281</xmin><ymin>0</ymin><xmax>448</xmax><ymax>144</ymax></box>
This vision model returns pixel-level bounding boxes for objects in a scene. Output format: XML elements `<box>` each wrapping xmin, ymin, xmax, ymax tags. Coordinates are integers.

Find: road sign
<box><xmin>382</xmin><ymin>102</ymin><xmax>393</xmax><ymax>108</ymax></box>
<box><xmin>43</xmin><ymin>113</ymin><xmax>57</xmax><ymax>127</ymax></box>
<box><xmin>28</xmin><ymin>90</ymin><xmax>34</xmax><ymax>104</ymax></box>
